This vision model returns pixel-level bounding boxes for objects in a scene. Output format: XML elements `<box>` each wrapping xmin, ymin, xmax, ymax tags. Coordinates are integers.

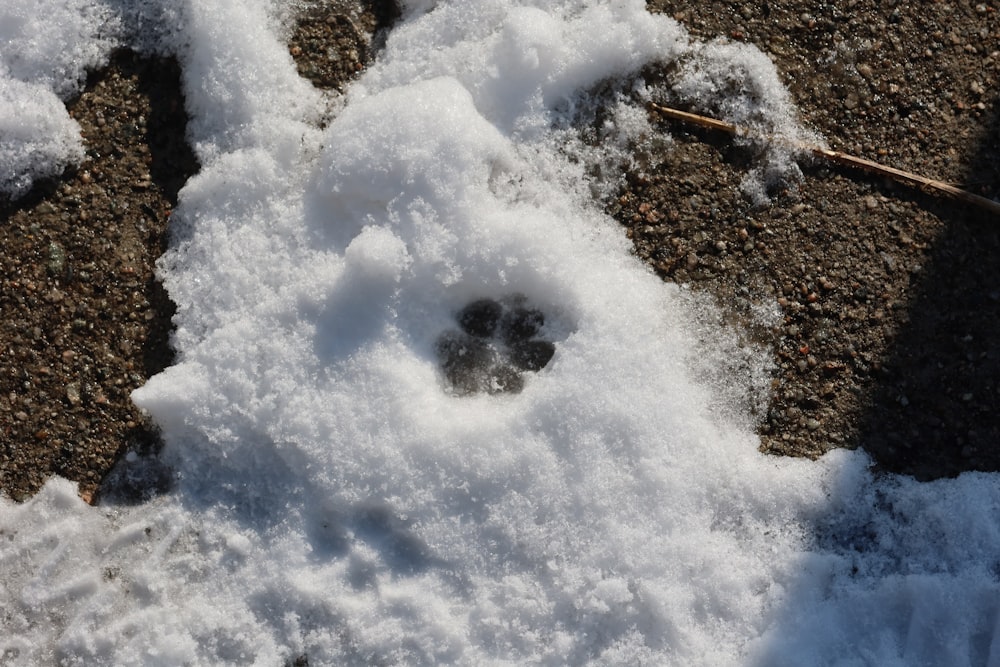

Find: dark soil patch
<box><xmin>628</xmin><ymin>0</ymin><xmax>1000</xmax><ymax>479</ymax></box>
<box><xmin>0</xmin><ymin>51</ymin><xmax>197</xmax><ymax>502</ymax></box>
<box><xmin>289</xmin><ymin>0</ymin><xmax>400</xmax><ymax>92</ymax></box>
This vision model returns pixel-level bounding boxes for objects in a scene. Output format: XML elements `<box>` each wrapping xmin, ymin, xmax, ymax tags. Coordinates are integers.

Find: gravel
<box><xmin>628</xmin><ymin>0</ymin><xmax>1000</xmax><ymax>479</ymax></box>
<box><xmin>1</xmin><ymin>53</ymin><xmax>196</xmax><ymax>502</ymax></box>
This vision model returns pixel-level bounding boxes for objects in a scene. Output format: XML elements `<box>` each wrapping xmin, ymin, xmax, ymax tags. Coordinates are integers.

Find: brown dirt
<box><xmin>628</xmin><ymin>0</ymin><xmax>1000</xmax><ymax>480</ymax></box>
<box><xmin>289</xmin><ymin>0</ymin><xmax>400</xmax><ymax>91</ymax></box>
<box><xmin>2</xmin><ymin>0</ymin><xmax>998</xmax><ymax>504</ymax></box>
<box><xmin>0</xmin><ymin>52</ymin><xmax>196</xmax><ymax>502</ymax></box>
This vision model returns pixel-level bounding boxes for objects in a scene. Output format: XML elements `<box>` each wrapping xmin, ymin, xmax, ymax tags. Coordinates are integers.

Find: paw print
<box><xmin>436</xmin><ymin>296</ymin><xmax>556</xmax><ymax>395</ymax></box>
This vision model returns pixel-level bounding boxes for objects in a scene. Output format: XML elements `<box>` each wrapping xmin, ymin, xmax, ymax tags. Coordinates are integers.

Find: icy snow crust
<box><xmin>3</xmin><ymin>0</ymin><xmax>1000</xmax><ymax>664</ymax></box>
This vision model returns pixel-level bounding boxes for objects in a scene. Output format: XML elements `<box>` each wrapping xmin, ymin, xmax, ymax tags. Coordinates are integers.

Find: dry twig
<box><xmin>647</xmin><ymin>102</ymin><xmax>1000</xmax><ymax>216</ymax></box>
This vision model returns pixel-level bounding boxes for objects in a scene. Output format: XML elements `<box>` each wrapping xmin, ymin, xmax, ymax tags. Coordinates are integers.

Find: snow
<box><xmin>2</xmin><ymin>0</ymin><xmax>1000</xmax><ymax>665</ymax></box>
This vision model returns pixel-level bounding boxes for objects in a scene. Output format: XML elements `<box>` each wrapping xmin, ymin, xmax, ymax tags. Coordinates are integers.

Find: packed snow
<box><xmin>3</xmin><ymin>0</ymin><xmax>1000</xmax><ymax>665</ymax></box>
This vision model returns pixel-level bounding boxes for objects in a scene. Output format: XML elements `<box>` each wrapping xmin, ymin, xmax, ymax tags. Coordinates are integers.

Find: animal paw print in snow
<box><xmin>436</xmin><ymin>296</ymin><xmax>556</xmax><ymax>395</ymax></box>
